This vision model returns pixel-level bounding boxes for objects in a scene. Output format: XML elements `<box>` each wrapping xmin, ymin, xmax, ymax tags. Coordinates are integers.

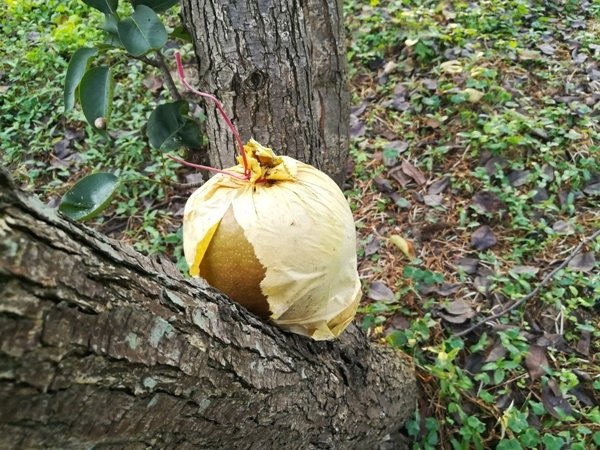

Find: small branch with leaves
<box><xmin>60</xmin><ymin>0</ymin><xmax>205</xmax><ymax>221</ymax></box>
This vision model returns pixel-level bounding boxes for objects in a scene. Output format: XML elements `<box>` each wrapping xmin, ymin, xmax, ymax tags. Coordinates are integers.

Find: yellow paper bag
<box><xmin>183</xmin><ymin>140</ymin><xmax>361</xmax><ymax>340</ymax></box>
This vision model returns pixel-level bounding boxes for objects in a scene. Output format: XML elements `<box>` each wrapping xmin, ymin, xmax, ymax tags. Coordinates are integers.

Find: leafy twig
<box><xmin>453</xmin><ymin>228</ymin><xmax>600</xmax><ymax>338</ymax></box>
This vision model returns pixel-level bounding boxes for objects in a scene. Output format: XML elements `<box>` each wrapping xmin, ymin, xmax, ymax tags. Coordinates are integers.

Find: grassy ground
<box><xmin>346</xmin><ymin>0</ymin><xmax>600</xmax><ymax>448</ymax></box>
<box><xmin>2</xmin><ymin>0</ymin><xmax>600</xmax><ymax>448</ymax></box>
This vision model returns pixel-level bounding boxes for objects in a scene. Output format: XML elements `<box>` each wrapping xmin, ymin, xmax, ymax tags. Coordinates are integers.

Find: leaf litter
<box><xmin>347</xmin><ymin>0</ymin><xmax>600</xmax><ymax>445</ymax></box>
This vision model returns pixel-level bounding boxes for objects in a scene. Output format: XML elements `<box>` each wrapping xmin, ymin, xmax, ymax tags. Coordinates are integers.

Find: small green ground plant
<box><xmin>59</xmin><ymin>0</ymin><xmax>204</xmax><ymax>221</ymax></box>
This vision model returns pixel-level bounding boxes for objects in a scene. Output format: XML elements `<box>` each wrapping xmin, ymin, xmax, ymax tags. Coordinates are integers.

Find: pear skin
<box><xmin>199</xmin><ymin>207</ymin><xmax>270</xmax><ymax>318</ymax></box>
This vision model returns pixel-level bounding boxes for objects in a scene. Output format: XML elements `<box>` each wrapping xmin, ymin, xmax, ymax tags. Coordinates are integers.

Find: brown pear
<box><xmin>199</xmin><ymin>207</ymin><xmax>270</xmax><ymax>318</ymax></box>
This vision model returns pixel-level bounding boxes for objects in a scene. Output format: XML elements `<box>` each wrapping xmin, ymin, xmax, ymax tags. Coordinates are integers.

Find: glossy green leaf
<box><xmin>147</xmin><ymin>101</ymin><xmax>203</xmax><ymax>150</ymax></box>
<box><xmin>130</xmin><ymin>0</ymin><xmax>179</xmax><ymax>13</ymax></box>
<box><xmin>80</xmin><ymin>66</ymin><xmax>114</xmax><ymax>130</ymax></box>
<box><xmin>82</xmin><ymin>0</ymin><xmax>118</xmax><ymax>15</ymax></box>
<box><xmin>64</xmin><ymin>47</ymin><xmax>98</xmax><ymax>112</ymax></box>
<box><xmin>101</xmin><ymin>13</ymin><xmax>123</xmax><ymax>47</ymax></box>
<box><xmin>117</xmin><ymin>5</ymin><xmax>167</xmax><ymax>57</ymax></box>
<box><xmin>59</xmin><ymin>173</ymin><xmax>118</xmax><ymax>221</ymax></box>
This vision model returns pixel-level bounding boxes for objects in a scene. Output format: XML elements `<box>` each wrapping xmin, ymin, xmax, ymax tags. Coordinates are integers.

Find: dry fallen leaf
<box><xmin>552</xmin><ymin>220</ymin><xmax>575</xmax><ymax>235</ymax></box>
<box><xmin>443</xmin><ymin>299</ymin><xmax>474</xmax><ymax>315</ymax></box>
<box><xmin>472</xmin><ymin>191</ymin><xmax>508</xmax><ymax>214</ymax></box>
<box><xmin>350</xmin><ymin>114</ymin><xmax>366</xmax><ymax>138</ymax></box>
<box><xmin>423</xmin><ymin>194</ymin><xmax>443</xmax><ymax>207</ymax></box>
<box><xmin>367</xmin><ymin>281</ymin><xmax>395</xmax><ymax>302</ymax></box>
<box><xmin>542</xmin><ymin>380</ymin><xmax>574</xmax><ymax>419</ymax></box>
<box><xmin>568</xmin><ymin>252</ymin><xmax>596</xmax><ymax>272</ymax></box>
<box><xmin>389</xmin><ymin>234</ymin><xmax>416</xmax><ymax>259</ymax></box>
<box><xmin>532</xmin><ymin>187</ymin><xmax>549</xmax><ymax>203</ymax></box>
<box><xmin>463</xmin><ymin>88</ymin><xmax>484</xmax><ymax>103</ymax></box>
<box><xmin>507</xmin><ymin>170</ymin><xmax>531</xmax><ymax>187</ymax></box>
<box><xmin>583</xmin><ymin>181</ymin><xmax>600</xmax><ymax>195</ymax></box>
<box><xmin>509</xmin><ymin>265</ymin><xmax>540</xmax><ymax>277</ymax></box>
<box><xmin>440</xmin><ymin>60</ymin><xmax>462</xmax><ymax>74</ymax></box>
<box><xmin>538</xmin><ymin>43</ymin><xmax>555</xmax><ymax>55</ymax></box>
<box><xmin>422</xmin><ymin>78</ymin><xmax>438</xmax><ymax>90</ymax></box>
<box><xmin>484</xmin><ymin>343</ymin><xmax>507</xmax><ymax>363</ymax></box>
<box><xmin>438</xmin><ymin>299</ymin><xmax>475</xmax><ymax>324</ymax></box>
<box><xmin>350</xmin><ymin>100</ymin><xmax>369</xmax><ymax>117</ymax></box>
<box><xmin>373</xmin><ymin>176</ymin><xmax>395</xmax><ymax>194</ymax></box>
<box><xmin>570</xmin><ymin>386</ymin><xmax>596</xmax><ymax>407</ymax></box>
<box><xmin>453</xmin><ymin>257</ymin><xmax>479</xmax><ymax>274</ymax></box>
<box><xmin>435</xmin><ymin>283</ymin><xmax>461</xmax><ymax>296</ymax></box>
<box><xmin>525</xmin><ymin>345</ymin><xmax>549</xmax><ymax>381</ymax></box>
<box><xmin>389</xmin><ymin>315</ymin><xmax>410</xmax><ymax>331</ymax></box>
<box><xmin>428</xmin><ymin>177</ymin><xmax>450</xmax><ymax>195</ymax></box>
<box><xmin>483</xmin><ymin>156</ymin><xmax>508</xmax><ymax>176</ymax></box>
<box><xmin>576</xmin><ymin>330</ymin><xmax>591</xmax><ymax>356</ymax></box>
<box><xmin>364</xmin><ymin>235</ymin><xmax>380</xmax><ymax>257</ymax></box>
<box><xmin>401</xmin><ymin>160</ymin><xmax>427</xmax><ymax>185</ymax></box>
<box><xmin>438</xmin><ymin>311</ymin><xmax>472</xmax><ymax>324</ymax></box>
<box><xmin>471</xmin><ymin>226</ymin><xmax>497</xmax><ymax>251</ymax></box>
<box><xmin>389</xmin><ymin>166</ymin><xmax>413</xmax><ymax>187</ymax></box>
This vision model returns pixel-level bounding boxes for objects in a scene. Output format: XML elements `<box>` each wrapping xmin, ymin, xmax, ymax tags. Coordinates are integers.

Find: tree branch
<box><xmin>0</xmin><ymin>170</ymin><xmax>417</xmax><ymax>449</ymax></box>
<box><xmin>132</xmin><ymin>52</ymin><xmax>182</xmax><ymax>101</ymax></box>
<box><xmin>155</xmin><ymin>50</ymin><xmax>182</xmax><ymax>101</ymax></box>
<box><xmin>453</xmin><ymin>228</ymin><xmax>600</xmax><ymax>338</ymax></box>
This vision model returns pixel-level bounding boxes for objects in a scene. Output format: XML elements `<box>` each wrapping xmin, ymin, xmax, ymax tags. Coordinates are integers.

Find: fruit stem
<box><xmin>166</xmin><ymin>154</ymin><xmax>248</xmax><ymax>180</ymax></box>
<box><xmin>175</xmin><ymin>52</ymin><xmax>250</xmax><ymax>178</ymax></box>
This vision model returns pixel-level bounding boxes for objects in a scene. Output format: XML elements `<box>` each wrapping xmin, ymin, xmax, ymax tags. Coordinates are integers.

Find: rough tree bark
<box><xmin>181</xmin><ymin>0</ymin><xmax>350</xmax><ymax>185</ymax></box>
<box><xmin>0</xmin><ymin>172</ymin><xmax>416</xmax><ymax>449</ymax></box>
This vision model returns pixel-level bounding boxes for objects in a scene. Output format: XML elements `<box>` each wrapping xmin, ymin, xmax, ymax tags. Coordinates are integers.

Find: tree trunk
<box><xmin>181</xmin><ymin>0</ymin><xmax>350</xmax><ymax>185</ymax></box>
<box><xmin>0</xmin><ymin>172</ymin><xmax>416</xmax><ymax>449</ymax></box>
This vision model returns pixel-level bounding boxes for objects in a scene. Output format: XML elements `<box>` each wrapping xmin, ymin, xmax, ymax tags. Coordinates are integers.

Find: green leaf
<box><xmin>59</xmin><ymin>173</ymin><xmax>118</xmax><ymax>221</ymax></box>
<box><xmin>520</xmin><ymin>428</ymin><xmax>541</xmax><ymax>447</ymax></box>
<box><xmin>102</xmin><ymin>14</ymin><xmax>118</xmax><ymax>34</ymax></box>
<box><xmin>64</xmin><ymin>47</ymin><xmax>98</xmax><ymax>112</ymax></box>
<box><xmin>147</xmin><ymin>101</ymin><xmax>203</xmax><ymax>150</ymax></box>
<box><xmin>100</xmin><ymin>13</ymin><xmax>123</xmax><ymax>47</ymax></box>
<box><xmin>130</xmin><ymin>0</ymin><xmax>179</xmax><ymax>13</ymax></box>
<box><xmin>82</xmin><ymin>0</ymin><xmax>119</xmax><ymax>15</ymax></box>
<box><xmin>495</xmin><ymin>440</ymin><xmax>523</xmax><ymax>450</ymax></box>
<box><xmin>541</xmin><ymin>434</ymin><xmax>565</xmax><ymax>450</ymax></box>
<box><xmin>117</xmin><ymin>5</ymin><xmax>167</xmax><ymax>57</ymax></box>
<box><xmin>79</xmin><ymin>66</ymin><xmax>114</xmax><ymax>130</ymax></box>
<box><xmin>507</xmin><ymin>410</ymin><xmax>528</xmax><ymax>433</ymax></box>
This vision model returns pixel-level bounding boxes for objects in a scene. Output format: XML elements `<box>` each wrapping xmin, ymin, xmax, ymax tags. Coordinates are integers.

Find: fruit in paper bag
<box><xmin>183</xmin><ymin>140</ymin><xmax>361</xmax><ymax>340</ymax></box>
